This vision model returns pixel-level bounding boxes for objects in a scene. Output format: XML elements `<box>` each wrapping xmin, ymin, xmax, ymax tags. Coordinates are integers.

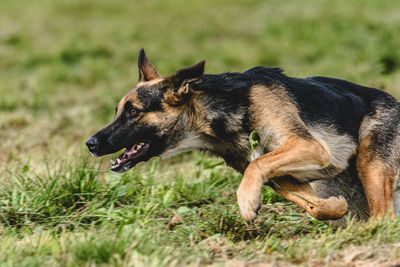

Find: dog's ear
<box><xmin>163</xmin><ymin>61</ymin><xmax>205</xmax><ymax>105</ymax></box>
<box><xmin>165</xmin><ymin>60</ymin><xmax>205</xmax><ymax>88</ymax></box>
<box><xmin>138</xmin><ymin>48</ymin><xmax>162</xmax><ymax>82</ymax></box>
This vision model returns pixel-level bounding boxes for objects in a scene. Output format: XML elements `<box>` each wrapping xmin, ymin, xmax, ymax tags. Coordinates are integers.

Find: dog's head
<box><xmin>86</xmin><ymin>49</ymin><xmax>205</xmax><ymax>172</ymax></box>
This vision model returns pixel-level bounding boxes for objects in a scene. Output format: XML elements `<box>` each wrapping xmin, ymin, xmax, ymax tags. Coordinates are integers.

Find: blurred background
<box><xmin>1</xmin><ymin>0</ymin><xmax>400</xmax><ymax>173</ymax></box>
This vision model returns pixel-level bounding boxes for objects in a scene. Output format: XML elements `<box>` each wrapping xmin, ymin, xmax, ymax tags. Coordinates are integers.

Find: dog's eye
<box><xmin>130</xmin><ymin>108</ymin><xmax>138</xmax><ymax>117</ymax></box>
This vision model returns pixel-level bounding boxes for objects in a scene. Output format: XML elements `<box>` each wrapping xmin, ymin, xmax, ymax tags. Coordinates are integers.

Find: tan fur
<box><xmin>273</xmin><ymin>176</ymin><xmax>348</xmax><ymax>220</ymax></box>
<box><xmin>163</xmin><ymin>83</ymin><xmax>192</xmax><ymax>106</ymax></box>
<box><xmin>357</xmin><ymin>135</ymin><xmax>397</xmax><ymax>218</ymax></box>
<box><xmin>249</xmin><ymin>85</ymin><xmax>304</xmax><ymax>150</ymax></box>
<box><xmin>117</xmin><ymin>79</ymin><xmax>165</xmax><ymax>115</ymax></box>
<box><xmin>137</xmin><ymin>78</ymin><xmax>164</xmax><ymax>87</ymax></box>
<box><xmin>121</xmin><ymin>90</ymin><xmax>144</xmax><ymax>110</ymax></box>
<box><xmin>237</xmin><ymin>136</ymin><xmax>332</xmax><ymax>221</ymax></box>
<box><xmin>285</xmin><ymin>125</ymin><xmax>359</xmax><ymax>181</ymax></box>
<box><xmin>115</xmin><ymin>95</ymin><xmax>128</xmax><ymax>117</ymax></box>
<box><xmin>139</xmin><ymin>58</ymin><xmax>162</xmax><ymax>81</ymax></box>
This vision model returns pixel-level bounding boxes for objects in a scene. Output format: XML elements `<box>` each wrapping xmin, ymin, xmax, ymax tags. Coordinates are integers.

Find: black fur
<box><xmin>136</xmin><ymin>83</ymin><xmax>165</xmax><ymax>112</ymax></box>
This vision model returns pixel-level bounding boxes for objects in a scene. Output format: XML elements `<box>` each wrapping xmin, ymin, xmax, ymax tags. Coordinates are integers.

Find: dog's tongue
<box><xmin>124</xmin><ymin>143</ymin><xmax>144</xmax><ymax>156</ymax></box>
<box><xmin>113</xmin><ymin>143</ymin><xmax>146</xmax><ymax>167</ymax></box>
<box><xmin>125</xmin><ymin>146</ymin><xmax>136</xmax><ymax>156</ymax></box>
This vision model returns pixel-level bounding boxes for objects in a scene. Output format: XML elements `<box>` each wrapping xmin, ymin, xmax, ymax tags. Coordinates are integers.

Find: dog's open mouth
<box><xmin>110</xmin><ymin>142</ymin><xmax>150</xmax><ymax>172</ymax></box>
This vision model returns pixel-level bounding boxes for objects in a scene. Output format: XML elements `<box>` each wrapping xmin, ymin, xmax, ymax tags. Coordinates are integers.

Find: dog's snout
<box><xmin>86</xmin><ymin>136</ymin><xmax>99</xmax><ymax>156</ymax></box>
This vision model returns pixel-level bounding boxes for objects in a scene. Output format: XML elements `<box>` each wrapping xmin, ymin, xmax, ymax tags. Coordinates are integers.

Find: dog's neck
<box><xmin>176</xmin><ymin>89</ymin><xmax>253</xmax><ymax>173</ymax></box>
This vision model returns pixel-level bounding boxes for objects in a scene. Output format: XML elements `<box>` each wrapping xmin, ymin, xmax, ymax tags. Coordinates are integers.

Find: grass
<box><xmin>1</xmin><ymin>157</ymin><xmax>400</xmax><ymax>266</ymax></box>
<box><xmin>1</xmin><ymin>0</ymin><xmax>400</xmax><ymax>265</ymax></box>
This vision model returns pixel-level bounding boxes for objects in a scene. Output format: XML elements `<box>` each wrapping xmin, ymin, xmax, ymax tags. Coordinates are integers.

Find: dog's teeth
<box><xmin>116</xmin><ymin>158</ymin><xmax>121</xmax><ymax>164</ymax></box>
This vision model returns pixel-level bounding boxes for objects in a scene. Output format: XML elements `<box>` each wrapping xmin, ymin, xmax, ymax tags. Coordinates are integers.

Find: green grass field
<box><xmin>1</xmin><ymin>0</ymin><xmax>400</xmax><ymax>265</ymax></box>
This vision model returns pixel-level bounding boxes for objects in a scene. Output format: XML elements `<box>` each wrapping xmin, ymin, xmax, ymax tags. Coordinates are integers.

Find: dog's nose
<box><xmin>86</xmin><ymin>136</ymin><xmax>99</xmax><ymax>156</ymax></box>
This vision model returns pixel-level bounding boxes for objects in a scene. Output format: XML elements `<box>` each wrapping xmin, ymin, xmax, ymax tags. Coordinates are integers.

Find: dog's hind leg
<box><xmin>357</xmin><ymin>134</ymin><xmax>399</xmax><ymax>218</ymax></box>
<box><xmin>271</xmin><ymin>176</ymin><xmax>348</xmax><ymax>220</ymax></box>
<box><xmin>357</xmin><ymin>103</ymin><xmax>400</xmax><ymax>218</ymax></box>
<box><xmin>236</xmin><ymin>135</ymin><xmax>348</xmax><ymax>221</ymax></box>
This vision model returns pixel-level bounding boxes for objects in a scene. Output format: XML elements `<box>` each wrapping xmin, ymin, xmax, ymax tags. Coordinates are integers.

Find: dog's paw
<box><xmin>309</xmin><ymin>195</ymin><xmax>349</xmax><ymax>220</ymax></box>
<box><xmin>236</xmin><ymin>186</ymin><xmax>261</xmax><ymax>222</ymax></box>
<box><xmin>329</xmin><ymin>195</ymin><xmax>349</xmax><ymax>218</ymax></box>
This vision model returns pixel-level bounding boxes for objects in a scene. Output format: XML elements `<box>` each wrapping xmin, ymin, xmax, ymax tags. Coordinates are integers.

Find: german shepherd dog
<box><xmin>86</xmin><ymin>49</ymin><xmax>400</xmax><ymax>222</ymax></box>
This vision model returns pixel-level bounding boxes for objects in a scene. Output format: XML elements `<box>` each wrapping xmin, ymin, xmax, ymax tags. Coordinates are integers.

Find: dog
<box><xmin>86</xmin><ymin>49</ymin><xmax>400</xmax><ymax>222</ymax></box>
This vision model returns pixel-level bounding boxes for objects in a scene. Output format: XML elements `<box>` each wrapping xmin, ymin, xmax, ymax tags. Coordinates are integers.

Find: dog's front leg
<box><xmin>237</xmin><ymin>136</ymin><xmax>331</xmax><ymax>221</ymax></box>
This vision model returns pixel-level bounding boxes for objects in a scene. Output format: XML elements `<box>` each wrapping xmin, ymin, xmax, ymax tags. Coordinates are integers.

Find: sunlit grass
<box><xmin>2</xmin><ymin>156</ymin><xmax>400</xmax><ymax>266</ymax></box>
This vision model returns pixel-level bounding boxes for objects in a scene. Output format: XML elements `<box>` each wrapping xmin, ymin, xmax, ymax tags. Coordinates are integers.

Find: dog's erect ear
<box><xmin>163</xmin><ymin>61</ymin><xmax>205</xmax><ymax>105</ymax></box>
<box><xmin>165</xmin><ymin>60</ymin><xmax>205</xmax><ymax>88</ymax></box>
<box><xmin>138</xmin><ymin>48</ymin><xmax>162</xmax><ymax>82</ymax></box>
